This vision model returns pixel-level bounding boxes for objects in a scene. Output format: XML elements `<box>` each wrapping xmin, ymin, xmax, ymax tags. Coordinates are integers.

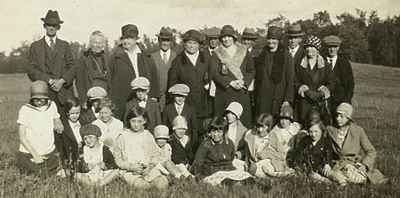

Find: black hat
<box><xmin>266</xmin><ymin>26</ymin><xmax>282</xmax><ymax>40</ymax></box>
<box><xmin>241</xmin><ymin>27</ymin><xmax>258</xmax><ymax>40</ymax></box>
<box><xmin>121</xmin><ymin>24</ymin><xmax>139</xmax><ymax>39</ymax></box>
<box><xmin>219</xmin><ymin>25</ymin><xmax>237</xmax><ymax>40</ymax></box>
<box><xmin>157</xmin><ymin>27</ymin><xmax>173</xmax><ymax>40</ymax></box>
<box><xmin>183</xmin><ymin>29</ymin><xmax>202</xmax><ymax>43</ymax></box>
<box><xmin>287</xmin><ymin>24</ymin><xmax>305</xmax><ymax>38</ymax></box>
<box><xmin>80</xmin><ymin>124</ymin><xmax>102</xmax><ymax>138</ymax></box>
<box><xmin>41</xmin><ymin>10</ymin><xmax>63</xmax><ymax>25</ymax></box>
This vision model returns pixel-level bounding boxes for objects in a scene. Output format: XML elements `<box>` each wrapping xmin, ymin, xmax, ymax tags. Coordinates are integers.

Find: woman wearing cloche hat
<box><xmin>210</xmin><ymin>25</ymin><xmax>255</xmax><ymax>128</ymax></box>
<box><xmin>295</xmin><ymin>35</ymin><xmax>336</xmax><ymax>125</ymax></box>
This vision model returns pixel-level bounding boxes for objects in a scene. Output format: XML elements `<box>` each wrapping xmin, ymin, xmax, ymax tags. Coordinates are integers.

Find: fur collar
<box><xmin>300</xmin><ymin>54</ymin><xmax>326</xmax><ymax>69</ymax></box>
<box><xmin>214</xmin><ymin>43</ymin><xmax>247</xmax><ymax>80</ymax></box>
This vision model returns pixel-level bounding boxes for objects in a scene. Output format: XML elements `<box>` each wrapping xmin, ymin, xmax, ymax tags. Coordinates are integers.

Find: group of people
<box><xmin>16</xmin><ymin>10</ymin><xmax>387</xmax><ymax>190</ymax></box>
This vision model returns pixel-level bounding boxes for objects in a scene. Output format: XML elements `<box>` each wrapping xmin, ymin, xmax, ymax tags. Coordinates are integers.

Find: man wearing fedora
<box><xmin>108</xmin><ymin>24</ymin><xmax>160</xmax><ymax>120</ymax></box>
<box><xmin>151</xmin><ymin>27</ymin><xmax>177</xmax><ymax>111</ymax></box>
<box><xmin>286</xmin><ymin>24</ymin><xmax>305</xmax><ymax>67</ymax></box>
<box><xmin>28</xmin><ymin>10</ymin><xmax>75</xmax><ymax>113</ymax></box>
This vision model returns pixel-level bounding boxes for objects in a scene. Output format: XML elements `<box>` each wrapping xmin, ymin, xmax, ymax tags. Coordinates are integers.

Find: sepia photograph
<box><xmin>0</xmin><ymin>0</ymin><xmax>399</xmax><ymax>197</ymax></box>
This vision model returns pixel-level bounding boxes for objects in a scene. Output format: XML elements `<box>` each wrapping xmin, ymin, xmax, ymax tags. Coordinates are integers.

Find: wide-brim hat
<box><xmin>182</xmin><ymin>29</ymin><xmax>202</xmax><ymax>43</ymax></box>
<box><xmin>204</xmin><ymin>27</ymin><xmax>221</xmax><ymax>39</ymax></box>
<box><xmin>31</xmin><ymin>80</ymin><xmax>49</xmax><ymax>99</ymax></box>
<box><xmin>121</xmin><ymin>24</ymin><xmax>139</xmax><ymax>39</ymax></box>
<box><xmin>219</xmin><ymin>25</ymin><xmax>237</xmax><ymax>40</ymax></box>
<box><xmin>323</xmin><ymin>35</ymin><xmax>342</xmax><ymax>47</ymax></box>
<box><xmin>41</xmin><ymin>10</ymin><xmax>63</xmax><ymax>25</ymax></box>
<box><xmin>241</xmin><ymin>27</ymin><xmax>258</xmax><ymax>40</ymax></box>
<box><xmin>287</xmin><ymin>24</ymin><xmax>305</xmax><ymax>38</ymax></box>
<box><xmin>266</xmin><ymin>26</ymin><xmax>282</xmax><ymax>40</ymax></box>
<box><xmin>157</xmin><ymin>27</ymin><xmax>173</xmax><ymax>40</ymax></box>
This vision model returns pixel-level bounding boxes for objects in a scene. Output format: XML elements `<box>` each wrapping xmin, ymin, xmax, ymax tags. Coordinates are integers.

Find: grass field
<box><xmin>0</xmin><ymin>62</ymin><xmax>399</xmax><ymax>197</ymax></box>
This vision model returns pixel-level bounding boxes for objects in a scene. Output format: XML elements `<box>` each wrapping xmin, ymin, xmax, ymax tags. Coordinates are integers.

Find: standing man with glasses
<box><xmin>28</xmin><ymin>10</ymin><xmax>76</xmax><ymax>117</ymax></box>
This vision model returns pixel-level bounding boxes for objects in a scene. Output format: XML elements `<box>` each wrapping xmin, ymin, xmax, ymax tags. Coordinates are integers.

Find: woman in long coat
<box><xmin>295</xmin><ymin>35</ymin><xmax>335</xmax><ymax>125</ymax></box>
<box><xmin>210</xmin><ymin>25</ymin><xmax>255</xmax><ymax>128</ymax></box>
<box><xmin>167</xmin><ymin>30</ymin><xmax>212</xmax><ymax>124</ymax></box>
<box><xmin>109</xmin><ymin>24</ymin><xmax>159</xmax><ymax>120</ymax></box>
<box><xmin>254</xmin><ymin>26</ymin><xmax>294</xmax><ymax>117</ymax></box>
<box><xmin>75</xmin><ymin>31</ymin><xmax>110</xmax><ymax>107</ymax></box>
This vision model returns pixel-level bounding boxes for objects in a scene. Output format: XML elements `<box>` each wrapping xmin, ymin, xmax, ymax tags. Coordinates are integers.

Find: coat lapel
<box><xmin>117</xmin><ymin>50</ymin><xmax>136</xmax><ymax>77</ymax></box>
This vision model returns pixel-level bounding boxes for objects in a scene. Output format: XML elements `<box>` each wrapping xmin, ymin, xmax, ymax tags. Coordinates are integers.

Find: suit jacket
<box><xmin>124</xmin><ymin>98</ymin><xmax>161</xmax><ymax>132</ymax></box>
<box><xmin>328</xmin><ymin>55</ymin><xmax>355</xmax><ymax>104</ymax></box>
<box><xmin>109</xmin><ymin>46</ymin><xmax>160</xmax><ymax>119</ymax></box>
<box><xmin>75</xmin><ymin>50</ymin><xmax>111</xmax><ymax>106</ymax></box>
<box><xmin>162</xmin><ymin>103</ymin><xmax>199</xmax><ymax>148</ymax></box>
<box><xmin>151</xmin><ymin>49</ymin><xmax>177</xmax><ymax>96</ymax></box>
<box><xmin>327</xmin><ymin>123</ymin><xmax>377</xmax><ymax>170</ymax></box>
<box><xmin>168</xmin><ymin>51</ymin><xmax>212</xmax><ymax>118</ymax></box>
<box><xmin>168</xmin><ymin>134</ymin><xmax>195</xmax><ymax>165</ymax></box>
<box><xmin>28</xmin><ymin>37</ymin><xmax>75</xmax><ymax>104</ymax></box>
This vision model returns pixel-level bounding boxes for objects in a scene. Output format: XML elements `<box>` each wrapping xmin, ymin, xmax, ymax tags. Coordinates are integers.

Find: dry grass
<box><xmin>0</xmin><ymin>63</ymin><xmax>399</xmax><ymax>197</ymax></box>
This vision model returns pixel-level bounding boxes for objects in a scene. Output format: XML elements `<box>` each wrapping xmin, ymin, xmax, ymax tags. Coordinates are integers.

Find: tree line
<box><xmin>1</xmin><ymin>9</ymin><xmax>399</xmax><ymax>74</ymax></box>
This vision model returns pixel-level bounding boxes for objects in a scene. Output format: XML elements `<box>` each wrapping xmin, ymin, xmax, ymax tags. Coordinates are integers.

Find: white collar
<box><xmin>289</xmin><ymin>45</ymin><xmax>300</xmax><ymax>53</ymax></box>
<box><xmin>184</xmin><ymin>50</ymin><xmax>199</xmax><ymax>58</ymax></box>
<box><xmin>160</xmin><ymin>49</ymin><xmax>171</xmax><ymax>56</ymax></box>
<box><xmin>124</xmin><ymin>46</ymin><xmax>141</xmax><ymax>55</ymax></box>
<box><xmin>68</xmin><ymin>120</ymin><xmax>80</xmax><ymax>127</ymax></box>
<box><xmin>45</xmin><ymin>35</ymin><xmax>57</xmax><ymax>46</ymax></box>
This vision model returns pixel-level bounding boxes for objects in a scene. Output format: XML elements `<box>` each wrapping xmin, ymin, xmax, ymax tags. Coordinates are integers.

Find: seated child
<box><xmin>80</xmin><ymin>86</ymin><xmax>107</xmax><ymax>125</ymax></box>
<box><xmin>241</xmin><ymin>113</ymin><xmax>275</xmax><ymax>175</ymax></box>
<box><xmin>113</xmin><ymin>106</ymin><xmax>169</xmax><ymax>189</ymax></box>
<box><xmin>16</xmin><ymin>81</ymin><xmax>63</xmax><ymax>177</ymax></box>
<box><xmin>256</xmin><ymin>106</ymin><xmax>300</xmax><ymax>177</ymax></box>
<box><xmin>124</xmin><ymin>77</ymin><xmax>161</xmax><ymax>132</ymax></box>
<box><xmin>75</xmin><ymin>124</ymin><xmax>119</xmax><ymax>186</ymax></box>
<box><xmin>92</xmin><ymin>97</ymin><xmax>123</xmax><ymax>146</ymax></box>
<box><xmin>169</xmin><ymin>116</ymin><xmax>195</xmax><ymax>166</ymax></box>
<box><xmin>163</xmin><ymin>84</ymin><xmax>199</xmax><ymax>149</ymax></box>
<box><xmin>60</xmin><ymin>97</ymin><xmax>83</xmax><ymax>175</ymax></box>
<box><xmin>153</xmin><ymin>125</ymin><xmax>192</xmax><ymax>178</ymax></box>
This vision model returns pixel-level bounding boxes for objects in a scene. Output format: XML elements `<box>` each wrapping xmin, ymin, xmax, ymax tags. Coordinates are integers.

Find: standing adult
<box><xmin>75</xmin><ymin>31</ymin><xmax>110</xmax><ymax>108</ymax></box>
<box><xmin>322</xmin><ymin>35</ymin><xmax>354</xmax><ymax>115</ymax></box>
<box><xmin>28</xmin><ymin>10</ymin><xmax>75</xmax><ymax>114</ymax></box>
<box><xmin>254</xmin><ymin>26</ymin><xmax>294</xmax><ymax>117</ymax></box>
<box><xmin>211</xmin><ymin>25</ymin><xmax>255</xmax><ymax>128</ymax></box>
<box><xmin>151</xmin><ymin>27</ymin><xmax>177</xmax><ymax>111</ymax></box>
<box><xmin>167</xmin><ymin>29</ymin><xmax>212</xmax><ymax>130</ymax></box>
<box><xmin>295</xmin><ymin>35</ymin><xmax>335</xmax><ymax>125</ymax></box>
<box><xmin>241</xmin><ymin>27</ymin><xmax>259</xmax><ymax>58</ymax></box>
<box><xmin>203</xmin><ymin>28</ymin><xmax>220</xmax><ymax>57</ymax></box>
<box><xmin>109</xmin><ymin>24</ymin><xmax>159</xmax><ymax>119</ymax></box>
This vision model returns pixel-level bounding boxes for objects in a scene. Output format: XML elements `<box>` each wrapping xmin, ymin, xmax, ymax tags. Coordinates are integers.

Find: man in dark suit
<box><xmin>322</xmin><ymin>35</ymin><xmax>355</xmax><ymax>116</ymax></box>
<box><xmin>168</xmin><ymin>30</ymin><xmax>212</xmax><ymax>129</ymax></box>
<box><xmin>109</xmin><ymin>24</ymin><xmax>160</xmax><ymax>119</ymax></box>
<box><xmin>28</xmin><ymin>10</ymin><xmax>75</xmax><ymax>115</ymax></box>
<box><xmin>151</xmin><ymin>27</ymin><xmax>177</xmax><ymax>111</ymax></box>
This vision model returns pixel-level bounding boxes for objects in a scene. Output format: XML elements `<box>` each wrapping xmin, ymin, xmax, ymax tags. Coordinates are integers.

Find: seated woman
<box><xmin>255</xmin><ymin>106</ymin><xmax>300</xmax><ymax>177</ymax></box>
<box><xmin>112</xmin><ymin>106</ymin><xmax>169</xmax><ymax>189</ymax></box>
<box><xmin>190</xmin><ymin>116</ymin><xmax>253</xmax><ymax>186</ymax></box>
<box><xmin>75</xmin><ymin>124</ymin><xmax>119</xmax><ymax>186</ymax></box>
<box><xmin>290</xmin><ymin>120</ymin><xmax>334</xmax><ymax>183</ymax></box>
<box><xmin>241</xmin><ymin>113</ymin><xmax>275</xmax><ymax>176</ymax></box>
<box><xmin>326</xmin><ymin>103</ymin><xmax>387</xmax><ymax>185</ymax></box>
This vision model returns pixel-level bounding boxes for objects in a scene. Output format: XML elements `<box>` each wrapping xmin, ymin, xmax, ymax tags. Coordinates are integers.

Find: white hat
<box><xmin>154</xmin><ymin>125</ymin><xmax>170</xmax><ymax>139</ymax></box>
<box><xmin>87</xmin><ymin>86</ymin><xmax>107</xmax><ymax>100</ymax></box>
<box><xmin>225</xmin><ymin>102</ymin><xmax>243</xmax><ymax>118</ymax></box>
<box><xmin>130</xmin><ymin>77</ymin><xmax>150</xmax><ymax>90</ymax></box>
<box><xmin>172</xmin><ymin>116</ymin><xmax>188</xmax><ymax>130</ymax></box>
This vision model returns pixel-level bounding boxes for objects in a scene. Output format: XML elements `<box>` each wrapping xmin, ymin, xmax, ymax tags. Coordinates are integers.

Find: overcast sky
<box><xmin>1</xmin><ymin>0</ymin><xmax>399</xmax><ymax>53</ymax></box>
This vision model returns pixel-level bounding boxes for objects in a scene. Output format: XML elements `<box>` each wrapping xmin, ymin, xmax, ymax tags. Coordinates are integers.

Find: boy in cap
<box><xmin>80</xmin><ymin>86</ymin><xmax>107</xmax><ymax>125</ymax></box>
<box><xmin>75</xmin><ymin>124</ymin><xmax>119</xmax><ymax>186</ymax></box>
<box><xmin>16</xmin><ymin>80</ymin><xmax>64</xmax><ymax>177</ymax></box>
<box><xmin>162</xmin><ymin>84</ymin><xmax>199</xmax><ymax>149</ymax></box>
<box><xmin>124</xmin><ymin>77</ymin><xmax>161</xmax><ymax>132</ymax></box>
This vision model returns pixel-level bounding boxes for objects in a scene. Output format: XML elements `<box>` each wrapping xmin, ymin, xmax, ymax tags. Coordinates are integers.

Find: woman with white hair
<box><xmin>75</xmin><ymin>30</ymin><xmax>110</xmax><ymax>108</ymax></box>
